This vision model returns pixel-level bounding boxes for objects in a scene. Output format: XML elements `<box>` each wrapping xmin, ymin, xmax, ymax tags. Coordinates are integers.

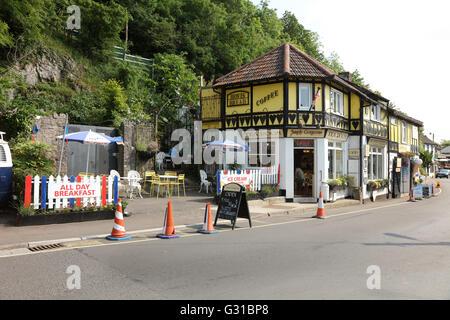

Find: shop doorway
<box><xmin>294</xmin><ymin>140</ymin><xmax>314</xmax><ymax>198</ymax></box>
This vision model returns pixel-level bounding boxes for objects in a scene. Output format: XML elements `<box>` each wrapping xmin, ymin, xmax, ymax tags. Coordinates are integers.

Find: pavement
<box><xmin>0</xmin><ymin>180</ymin><xmax>441</xmax><ymax>251</ymax></box>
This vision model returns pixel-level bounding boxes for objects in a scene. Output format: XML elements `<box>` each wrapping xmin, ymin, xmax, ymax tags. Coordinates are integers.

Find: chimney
<box><xmin>338</xmin><ymin>71</ymin><xmax>351</xmax><ymax>82</ymax></box>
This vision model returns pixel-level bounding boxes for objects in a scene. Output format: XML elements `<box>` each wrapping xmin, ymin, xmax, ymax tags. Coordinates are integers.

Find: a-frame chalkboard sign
<box><xmin>214</xmin><ymin>183</ymin><xmax>252</xmax><ymax>230</ymax></box>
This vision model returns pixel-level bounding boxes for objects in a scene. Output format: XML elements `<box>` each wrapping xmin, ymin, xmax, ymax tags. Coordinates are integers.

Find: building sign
<box><xmin>201</xmin><ymin>94</ymin><xmax>221</xmax><ymax>120</ymax></box>
<box><xmin>369</xmin><ymin>138</ymin><xmax>387</xmax><ymax>148</ymax></box>
<box><xmin>48</xmin><ymin>182</ymin><xmax>100</xmax><ymax>199</ymax></box>
<box><xmin>255</xmin><ymin>89</ymin><xmax>279</xmax><ymax>106</ymax></box>
<box><xmin>326</xmin><ymin>130</ymin><xmax>348</xmax><ymax>142</ymax></box>
<box><xmin>399</xmin><ymin>144</ymin><xmax>411</xmax><ymax>153</ymax></box>
<box><xmin>287</xmin><ymin>129</ymin><xmax>325</xmax><ymax>138</ymax></box>
<box><xmin>348</xmin><ymin>149</ymin><xmax>360</xmax><ymax>158</ymax></box>
<box><xmin>227</xmin><ymin>90</ymin><xmax>249</xmax><ymax>107</ymax></box>
<box><xmin>294</xmin><ymin>139</ymin><xmax>314</xmax><ymax>148</ymax></box>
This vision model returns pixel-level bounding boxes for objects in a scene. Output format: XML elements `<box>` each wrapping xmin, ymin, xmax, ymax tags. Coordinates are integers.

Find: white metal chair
<box><xmin>156</xmin><ymin>152</ymin><xmax>166</xmax><ymax>171</ymax></box>
<box><xmin>127</xmin><ymin>170</ymin><xmax>143</xmax><ymax>199</ymax></box>
<box><xmin>109</xmin><ymin>170</ymin><xmax>126</xmax><ymax>195</ymax></box>
<box><xmin>199</xmin><ymin>169</ymin><xmax>212</xmax><ymax>193</ymax></box>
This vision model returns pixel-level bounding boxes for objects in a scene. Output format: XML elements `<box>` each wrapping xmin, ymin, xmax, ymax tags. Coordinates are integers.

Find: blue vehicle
<box><xmin>0</xmin><ymin>132</ymin><xmax>13</xmax><ymax>205</ymax></box>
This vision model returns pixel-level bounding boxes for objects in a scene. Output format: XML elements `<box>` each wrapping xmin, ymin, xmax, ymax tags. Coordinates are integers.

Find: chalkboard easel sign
<box><xmin>214</xmin><ymin>183</ymin><xmax>252</xmax><ymax>230</ymax></box>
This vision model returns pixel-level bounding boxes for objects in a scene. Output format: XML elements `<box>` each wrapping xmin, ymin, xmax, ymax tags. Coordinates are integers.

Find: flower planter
<box><xmin>328</xmin><ymin>186</ymin><xmax>348</xmax><ymax>202</ymax></box>
<box><xmin>369</xmin><ymin>186</ymin><xmax>387</xmax><ymax>202</ymax></box>
<box><xmin>15</xmin><ymin>209</ymin><xmax>115</xmax><ymax>226</ymax></box>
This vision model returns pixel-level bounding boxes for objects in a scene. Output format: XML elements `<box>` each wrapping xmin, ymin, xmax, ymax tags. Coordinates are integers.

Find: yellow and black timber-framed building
<box><xmin>200</xmin><ymin>43</ymin><xmax>423</xmax><ymax>203</ymax></box>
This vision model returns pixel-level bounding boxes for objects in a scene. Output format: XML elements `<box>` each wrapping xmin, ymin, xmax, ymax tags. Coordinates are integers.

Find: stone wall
<box><xmin>118</xmin><ymin>121</ymin><xmax>155</xmax><ymax>176</ymax></box>
<box><xmin>34</xmin><ymin>115</ymin><xmax>154</xmax><ymax>177</ymax></box>
<box><xmin>34</xmin><ymin>114</ymin><xmax>68</xmax><ymax>175</ymax></box>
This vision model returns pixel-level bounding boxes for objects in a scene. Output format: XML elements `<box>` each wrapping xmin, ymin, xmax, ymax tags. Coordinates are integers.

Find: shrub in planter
<box><xmin>259</xmin><ymin>184</ymin><xmax>279</xmax><ymax>199</ymax></box>
<box><xmin>367</xmin><ymin>180</ymin><xmax>378</xmax><ymax>191</ymax></box>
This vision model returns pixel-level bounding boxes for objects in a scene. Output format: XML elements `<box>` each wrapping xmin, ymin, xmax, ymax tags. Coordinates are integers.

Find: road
<box><xmin>0</xmin><ymin>179</ymin><xmax>449</xmax><ymax>300</ymax></box>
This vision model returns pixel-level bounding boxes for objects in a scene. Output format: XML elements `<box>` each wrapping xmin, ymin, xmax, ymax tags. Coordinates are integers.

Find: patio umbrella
<box><xmin>56</xmin><ymin>130</ymin><xmax>123</xmax><ymax>174</ymax></box>
<box><xmin>202</xmin><ymin>139</ymin><xmax>250</xmax><ymax>171</ymax></box>
<box><xmin>202</xmin><ymin>139</ymin><xmax>250</xmax><ymax>152</ymax></box>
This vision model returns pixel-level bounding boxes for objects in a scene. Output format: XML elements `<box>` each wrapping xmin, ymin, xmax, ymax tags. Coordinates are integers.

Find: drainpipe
<box><xmin>360</xmin><ymin>98</ymin><xmax>364</xmax><ymax>204</ymax></box>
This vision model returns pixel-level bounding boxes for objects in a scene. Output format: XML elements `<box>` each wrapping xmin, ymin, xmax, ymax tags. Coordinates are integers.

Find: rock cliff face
<box><xmin>13</xmin><ymin>48</ymin><xmax>80</xmax><ymax>87</ymax></box>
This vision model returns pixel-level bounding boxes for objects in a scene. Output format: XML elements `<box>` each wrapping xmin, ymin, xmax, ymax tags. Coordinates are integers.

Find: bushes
<box><xmin>367</xmin><ymin>179</ymin><xmax>389</xmax><ymax>191</ymax></box>
<box><xmin>10</xmin><ymin>140</ymin><xmax>54</xmax><ymax>200</ymax></box>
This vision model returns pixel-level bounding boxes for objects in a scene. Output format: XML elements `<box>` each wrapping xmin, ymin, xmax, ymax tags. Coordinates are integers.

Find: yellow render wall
<box><xmin>225</xmin><ymin>87</ymin><xmax>251</xmax><ymax>115</ymax></box>
<box><xmin>202</xmin><ymin>121</ymin><xmax>221</xmax><ymax>129</ymax></box>
<box><xmin>288</xmin><ymin>82</ymin><xmax>296</xmax><ymax>110</ymax></box>
<box><xmin>390</xmin><ymin>118</ymin><xmax>400</xmax><ymax>143</ymax></box>
<box><xmin>380</xmin><ymin>108</ymin><xmax>388</xmax><ymax>125</ymax></box>
<box><xmin>350</xmin><ymin>93</ymin><xmax>360</xmax><ymax>120</ymax></box>
<box><xmin>253</xmin><ymin>82</ymin><xmax>283</xmax><ymax>113</ymax></box>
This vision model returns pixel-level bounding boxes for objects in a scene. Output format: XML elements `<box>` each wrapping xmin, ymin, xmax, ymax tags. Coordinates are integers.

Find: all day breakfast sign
<box><xmin>48</xmin><ymin>182</ymin><xmax>100</xmax><ymax>199</ymax></box>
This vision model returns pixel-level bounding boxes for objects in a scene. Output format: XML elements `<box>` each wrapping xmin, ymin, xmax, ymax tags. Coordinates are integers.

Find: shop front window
<box><xmin>368</xmin><ymin>147</ymin><xmax>384</xmax><ymax>180</ymax></box>
<box><xmin>328</xmin><ymin>142</ymin><xmax>344</xmax><ymax>179</ymax></box>
<box><xmin>247</xmin><ymin>141</ymin><xmax>276</xmax><ymax>167</ymax></box>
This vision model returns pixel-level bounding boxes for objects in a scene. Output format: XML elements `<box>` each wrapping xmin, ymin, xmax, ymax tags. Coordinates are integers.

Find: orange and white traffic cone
<box><xmin>106</xmin><ymin>198</ymin><xmax>131</xmax><ymax>241</ymax></box>
<box><xmin>198</xmin><ymin>202</ymin><xmax>218</xmax><ymax>234</ymax></box>
<box><xmin>157</xmin><ymin>201</ymin><xmax>180</xmax><ymax>239</ymax></box>
<box><xmin>313</xmin><ymin>191</ymin><xmax>326</xmax><ymax>219</ymax></box>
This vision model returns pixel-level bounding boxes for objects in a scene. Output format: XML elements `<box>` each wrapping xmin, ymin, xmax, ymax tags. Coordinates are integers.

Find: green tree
<box><xmin>148</xmin><ymin>53</ymin><xmax>199</xmax><ymax>141</ymax></box>
<box><xmin>419</xmin><ymin>148</ymin><xmax>433</xmax><ymax>172</ymax></box>
<box><xmin>441</xmin><ymin>139</ymin><xmax>450</xmax><ymax>148</ymax></box>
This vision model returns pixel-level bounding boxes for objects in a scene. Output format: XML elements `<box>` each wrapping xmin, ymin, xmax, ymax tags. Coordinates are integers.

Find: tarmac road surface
<box><xmin>0</xmin><ymin>179</ymin><xmax>448</xmax><ymax>300</ymax></box>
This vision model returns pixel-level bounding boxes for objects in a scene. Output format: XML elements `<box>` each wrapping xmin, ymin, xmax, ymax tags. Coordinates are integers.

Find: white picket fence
<box><xmin>217</xmin><ymin>165</ymin><xmax>279</xmax><ymax>193</ymax></box>
<box><xmin>26</xmin><ymin>175</ymin><xmax>118</xmax><ymax>210</ymax></box>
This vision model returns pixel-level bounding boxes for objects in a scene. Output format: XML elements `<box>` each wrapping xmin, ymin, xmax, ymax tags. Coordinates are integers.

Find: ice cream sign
<box><xmin>48</xmin><ymin>182</ymin><xmax>100</xmax><ymax>199</ymax></box>
<box><xmin>219</xmin><ymin>171</ymin><xmax>254</xmax><ymax>193</ymax></box>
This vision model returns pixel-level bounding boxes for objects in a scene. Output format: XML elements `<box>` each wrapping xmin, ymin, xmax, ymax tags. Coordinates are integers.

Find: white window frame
<box><xmin>401</xmin><ymin>121</ymin><xmax>407</xmax><ymax>144</ymax></box>
<box><xmin>247</xmin><ymin>140</ymin><xmax>276</xmax><ymax>168</ymax></box>
<box><xmin>328</xmin><ymin>141</ymin><xmax>344</xmax><ymax>179</ymax></box>
<box><xmin>371</xmin><ymin>105</ymin><xmax>381</xmax><ymax>122</ymax></box>
<box><xmin>330</xmin><ymin>88</ymin><xmax>344</xmax><ymax>115</ymax></box>
<box><xmin>390</xmin><ymin>117</ymin><xmax>397</xmax><ymax>125</ymax></box>
<box><xmin>368</xmin><ymin>147</ymin><xmax>384</xmax><ymax>180</ymax></box>
<box><xmin>298</xmin><ymin>83</ymin><xmax>312</xmax><ymax>110</ymax></box>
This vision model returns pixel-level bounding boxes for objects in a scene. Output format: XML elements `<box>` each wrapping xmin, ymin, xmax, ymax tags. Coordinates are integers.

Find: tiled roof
<box><xmin>390</xmin><ymin>109</ymin><xmax>423</xmax><ymax>127</ymax></box>
<box><xmin>420</xmin><ymin>134</ymin><xmax>438</xmax><ymax>145</ymax></box>
<box><xmin>213</xmin><ymin>44</ymin><xmax>286</xmax><ymax>87</ymax></box>
<box><xmin>213</xmin><ymin>43</ymin><xmax>378</xmax><ymax>104</ymax></box>
<box><xmin>441</xmin><ymin>146</ymin><xmax>450</xmax><ymax>154</ymax></box>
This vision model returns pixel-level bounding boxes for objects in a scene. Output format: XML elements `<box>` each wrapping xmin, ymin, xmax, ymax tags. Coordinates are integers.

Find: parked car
<box><xmin>436</xmin><ymin>169</ymin><xmax>450</xmax><ymax>178</ymax></box>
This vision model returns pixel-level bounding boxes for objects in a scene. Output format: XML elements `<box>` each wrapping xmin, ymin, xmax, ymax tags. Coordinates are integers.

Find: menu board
<box><xmin>214</xmin><ymin>183</ymin><xmax>252</xmax><ymax>230</ymax></box>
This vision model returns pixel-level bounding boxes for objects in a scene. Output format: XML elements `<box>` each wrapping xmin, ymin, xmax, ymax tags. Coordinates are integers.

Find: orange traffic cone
<box><xmin>437</xmin><ymin>181</ymin><xmax>441</xmax><ymax>189</ymax></box>
<box><xmin>313</xmin><ymin>191</ymin><xmax>326</xmax><ymax>219</ymax></box>
<box><xmin>198</xmin><ymin>202</ymin><xmax>218</xmax><ymax>234</ymax></box>
<box><xmin>106</xmin><ymin>198</ymin><xmax>131</xmax><ymax>241</ymax></box>
<box><xmin>157</xmin><ymin>201</ymin><xmax>180</xmax><ymax>239</ymax></box>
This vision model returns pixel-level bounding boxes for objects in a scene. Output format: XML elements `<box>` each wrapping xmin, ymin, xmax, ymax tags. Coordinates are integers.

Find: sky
<box><xmin>251</xmin><ymin>0</ymin><xmax>449</xmax><ymax>143</ymax></box>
